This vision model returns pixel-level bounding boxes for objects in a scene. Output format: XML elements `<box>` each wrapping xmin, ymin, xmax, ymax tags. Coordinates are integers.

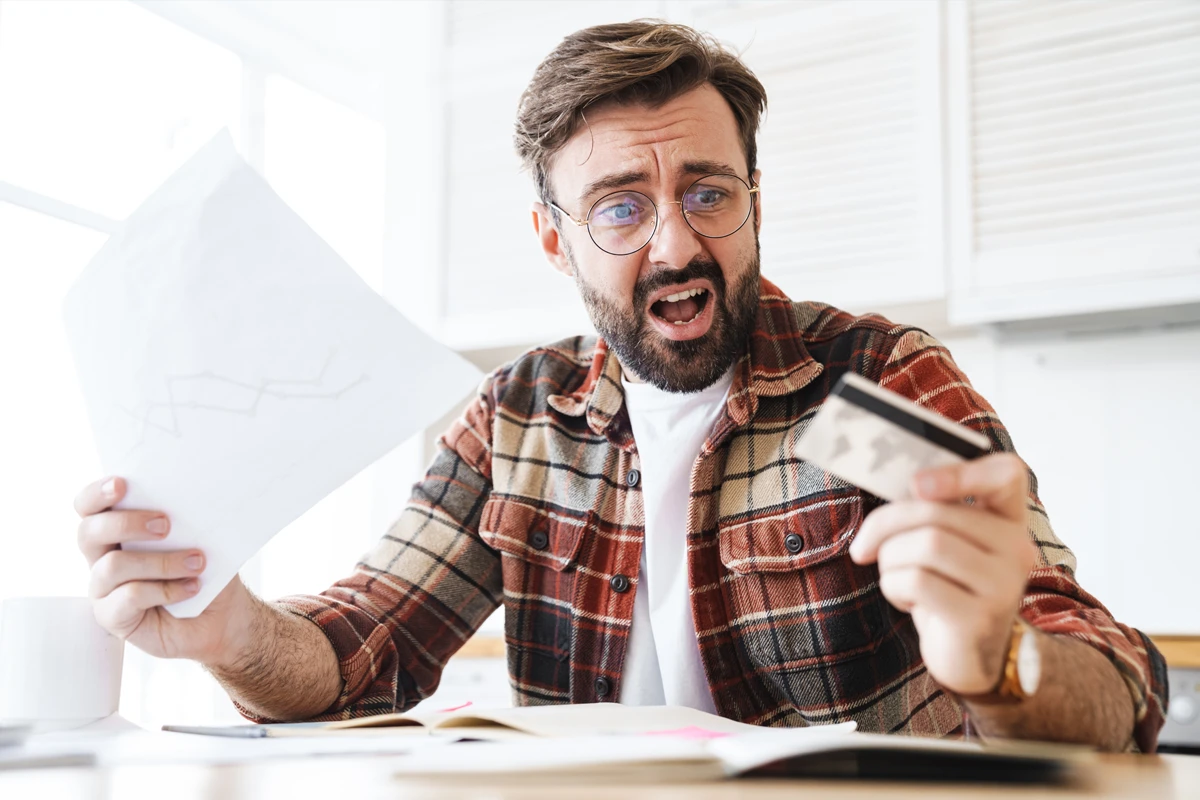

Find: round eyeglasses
<box><xmin>549</xmin><ymin>173</ymin><xmax>760</xmax><ymax>257</ymax></box>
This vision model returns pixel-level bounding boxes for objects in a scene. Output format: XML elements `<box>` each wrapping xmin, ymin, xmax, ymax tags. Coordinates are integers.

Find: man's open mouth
<box><xmin>650</xmin><ymin>287</ymin><xmax>710</xmax><ymax>325</ymax></box>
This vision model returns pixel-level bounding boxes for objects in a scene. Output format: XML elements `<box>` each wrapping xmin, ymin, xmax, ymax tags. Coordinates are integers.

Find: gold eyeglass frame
<box><xmin>548</xmin><ymin>173</ymin><xmax>761</xmax><ymax>256</ymax></box>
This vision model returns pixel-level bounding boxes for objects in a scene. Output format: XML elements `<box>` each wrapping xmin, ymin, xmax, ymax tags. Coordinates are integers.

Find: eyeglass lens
<box><xmin>586</xmin><ymin>174</ymin><xmax>754</xmax><ymax>256</ymax></box>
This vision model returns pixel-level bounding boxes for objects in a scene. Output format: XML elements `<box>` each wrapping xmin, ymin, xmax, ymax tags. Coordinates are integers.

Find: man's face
<box><xmin>532</xmin><ymin>83</ymin><xmax>762</xmax><ymax>393</ymax></box>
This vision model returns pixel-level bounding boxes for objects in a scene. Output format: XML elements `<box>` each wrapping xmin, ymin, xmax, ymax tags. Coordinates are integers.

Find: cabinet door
<box><xmin>948</xmin><ymin>0</ymin><xmax>1200</xmax><ymax>324</ymax></box>
<box><xmin>441</xmin><ymin>0</ymin><xmax>662</xmax><ymax>350</ymax></box>
<box><xmin>992</xmin><ymin>326</ymin><xmax>1200</xmax><ymax>635</ymax></box>
<box><xmin>687</xmin><ymin>0</ymin><xmax>946</xmax><ymax>313</ymax></box>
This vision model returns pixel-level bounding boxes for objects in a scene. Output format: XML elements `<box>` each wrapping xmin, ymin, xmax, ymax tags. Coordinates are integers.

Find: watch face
<box><xmin>1017</xmin><ymin>627</ymin><xmax>1041</xmax><ymax>697</ymax></box>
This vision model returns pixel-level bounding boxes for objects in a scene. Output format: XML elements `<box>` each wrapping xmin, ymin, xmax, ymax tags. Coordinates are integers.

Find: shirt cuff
<box><xmin>1027</xmin><ymin>605</ymin><xmax>1168</xmax><ymax>752</ymax></box>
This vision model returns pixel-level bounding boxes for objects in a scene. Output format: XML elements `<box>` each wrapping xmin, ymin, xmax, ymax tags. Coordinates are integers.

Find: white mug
<box><xmin>0</xmin><ymin>597</ymin><xmax>124</xmax><ymax>730</ymax></box>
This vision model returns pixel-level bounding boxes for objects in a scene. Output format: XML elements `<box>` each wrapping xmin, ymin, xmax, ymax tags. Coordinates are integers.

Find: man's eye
<box><xmin>688</xmin><ymin>188</ymin><xmax>726</xmax><ymax>209</ymax></box>
<box><xmin>594</xmin><ymin>200</ymin><xmax>645</xmax><ymax>225</ymax></box>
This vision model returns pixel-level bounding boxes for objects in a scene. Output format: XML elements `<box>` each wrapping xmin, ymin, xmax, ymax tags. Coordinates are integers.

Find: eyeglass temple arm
<box><xmin>547</xmin><ymin>202</ymin><xmax>588</xmax><ymax>227</ymax></box>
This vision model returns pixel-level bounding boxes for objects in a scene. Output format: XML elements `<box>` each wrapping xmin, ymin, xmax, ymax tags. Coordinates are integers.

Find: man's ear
<box><xmin>531</xmin><ymin>202</ymin><xmax>573</xmax><ymax>278</ymax></box>
<box><xmin>751</xmin><ymin>169</ymin><xmax>763</xmax><ymax>234</ymax></box>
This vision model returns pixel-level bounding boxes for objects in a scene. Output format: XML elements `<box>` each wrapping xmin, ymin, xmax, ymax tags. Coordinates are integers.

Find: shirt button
<box><xmin>784</xmin><ymin>532</ymin><xmax>804</xmax><ymax>554</ymax></box>
<box><xmin>530</xmin><ymin>530</ymin><xmax>549</xmax><ymax>550</ymax></box>
<box><xmin>626</xmin><ymin>469</ymin><xmax>641</xmax><ymax>487</ymax></box>
<box><xmin>595</xmin><ymin>677</ymin><xmax>611</xmax><ymax>698</ymax></box>
<box><xmin>610</xmin><ymin>574</ymin><xmax>631</xmax><ymax>593</ymax></box>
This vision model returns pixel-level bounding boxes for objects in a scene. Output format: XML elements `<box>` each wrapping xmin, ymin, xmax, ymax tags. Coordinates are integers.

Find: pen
<box><xmin>161</xmin><ymin>724</ymin><xmax>270</xmax><ymax>738</ymax></box>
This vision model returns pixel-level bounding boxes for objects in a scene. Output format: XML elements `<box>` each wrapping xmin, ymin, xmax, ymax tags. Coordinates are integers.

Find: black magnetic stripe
<box><xmin>833</xmin><ymin>380</ymin><xmax>987</xmax><ymax>460</ymax></box>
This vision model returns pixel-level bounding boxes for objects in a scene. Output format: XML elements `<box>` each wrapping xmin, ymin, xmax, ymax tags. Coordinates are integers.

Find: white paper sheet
<box><xmin>63</xmin><ymin>130</ymin><xmax>482</xmax><ymax>617</ymax></box>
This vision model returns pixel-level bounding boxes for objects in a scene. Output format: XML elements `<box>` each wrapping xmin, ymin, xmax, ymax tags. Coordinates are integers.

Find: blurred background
<box><xmin>0</xmin><ymin>0</ymin><xmax>1197</xmax><ymax>728</ymax></box>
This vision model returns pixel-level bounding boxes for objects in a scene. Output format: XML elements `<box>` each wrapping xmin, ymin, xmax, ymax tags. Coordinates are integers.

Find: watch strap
<box><xmin>957</xmin><ymin>617</ymin><xmax>1029</xmax><ymax>706</ymax></box>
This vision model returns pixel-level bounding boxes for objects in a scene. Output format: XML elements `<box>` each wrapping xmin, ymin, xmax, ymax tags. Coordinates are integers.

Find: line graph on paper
<box><xmin>112</xmin><ymin>348</ymin><xmax>369</xmax><ymax>462</ymax></box>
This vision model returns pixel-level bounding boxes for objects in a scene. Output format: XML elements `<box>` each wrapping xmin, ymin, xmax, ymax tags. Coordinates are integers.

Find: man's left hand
<box><xmin>848</xmin><ymin>452</ymin><xmax>1039</xmax><ymax>695</ymax></box>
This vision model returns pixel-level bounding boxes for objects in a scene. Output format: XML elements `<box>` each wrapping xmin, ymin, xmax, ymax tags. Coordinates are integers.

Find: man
<box><xmin>74</xmin><ymin>21</ymin><xmax>1166</xmax><ymax>751</ymax></box>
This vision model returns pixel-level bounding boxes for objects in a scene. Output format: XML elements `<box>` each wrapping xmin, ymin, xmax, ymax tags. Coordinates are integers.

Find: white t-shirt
<box><xmin>617</xmin><ymin>368</ymin><xmax>734</xmax><ymax>712</ymax></box>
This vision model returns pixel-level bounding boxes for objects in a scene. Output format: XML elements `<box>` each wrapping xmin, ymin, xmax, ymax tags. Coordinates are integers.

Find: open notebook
<box><xmin>164</xmin><ymin>703</ymin><xmax>1088</xmax><ymax>784</ymax></box>
<box><xmin>385</xmin><ymin>727</ymin><xmax>1090</xmax><ymax>785</ymax></box>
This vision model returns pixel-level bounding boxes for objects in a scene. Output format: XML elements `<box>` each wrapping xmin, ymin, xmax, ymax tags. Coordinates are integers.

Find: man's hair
<box><xmin>514</xmin><ymin>20</ymin><xmax>767</xmax><ymax>208</ymax></box>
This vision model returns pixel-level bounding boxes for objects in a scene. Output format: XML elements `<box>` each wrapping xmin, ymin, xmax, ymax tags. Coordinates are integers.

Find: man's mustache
<box><xmin>633</xmin><ymin>259</ymin><xmax>727</xmax><ymax>309</ymax></box>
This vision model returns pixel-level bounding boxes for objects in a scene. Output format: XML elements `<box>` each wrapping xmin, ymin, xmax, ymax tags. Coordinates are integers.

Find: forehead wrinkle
<box><xmin>566</xmin><ymin>101</ymin><xmax>709</xmax><ymax>166</ymax></box>
<box><xmin>570</xmin><ymin>138</ymin><xmax>676</xmax><ymax>205</ymax></box>
<box><xmin>603</xmin><ymin>118</ymin><xmax>703</xmax><ymax>152</ymax></box>
<box><xmin>554</xmin><ymin>85</ymin><xmax>745</xmax><ymax>206</ymax></box>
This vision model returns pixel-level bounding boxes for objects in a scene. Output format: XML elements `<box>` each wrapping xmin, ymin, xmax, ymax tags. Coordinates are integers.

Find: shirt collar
<box><xmin>547</xmin><ymin>277</ymin><xmax>823</xmax><ymax>436</ymax></box>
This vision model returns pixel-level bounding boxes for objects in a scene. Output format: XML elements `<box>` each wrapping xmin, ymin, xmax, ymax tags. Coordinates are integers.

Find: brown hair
<box><xmin>514</xmin><ymin>20</ymin><xmax>767</xmax><ymax>208</ymax></box>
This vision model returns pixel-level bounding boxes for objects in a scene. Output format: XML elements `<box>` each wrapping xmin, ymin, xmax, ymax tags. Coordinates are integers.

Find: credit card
<box><xmin>795</xmin><ymin>372</ymin><xmax>990</xmax><ymax>502</ymax></box>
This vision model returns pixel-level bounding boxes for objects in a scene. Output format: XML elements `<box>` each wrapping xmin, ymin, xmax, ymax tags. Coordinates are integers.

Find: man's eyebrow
<box><xmin>575</xmin><ymin>160</ymin><xmax>745</xmax><ymax>208</ymax></box>
<box><xmin>681</xmin><ymin>159</ymin><xmax>740</xmax><ymax>178</ymax></box>
<box><xmin>577</xmin><ymin>170</ymin><xmax>650</xmax><ymax>207</ymax></box>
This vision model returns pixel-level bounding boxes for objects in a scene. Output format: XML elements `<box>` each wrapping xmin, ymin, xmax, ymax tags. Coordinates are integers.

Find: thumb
<box><xmin>913</xmin><ymin>453</ymin><xmax>1029</xmax><ymax>524</ymax></box>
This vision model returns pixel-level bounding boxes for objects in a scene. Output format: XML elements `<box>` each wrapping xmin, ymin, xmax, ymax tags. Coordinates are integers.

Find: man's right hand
<box><xmin>75</xmin><ymin>476</ymin><xmax>255</xmax><ymax>667</ymax></box>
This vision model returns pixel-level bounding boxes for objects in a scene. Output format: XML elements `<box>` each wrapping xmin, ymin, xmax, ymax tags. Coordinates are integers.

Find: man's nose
<box><xmin>646</xmin><ymin>201</ymin><xmax>703</xmax><ymax>269</ymax></box>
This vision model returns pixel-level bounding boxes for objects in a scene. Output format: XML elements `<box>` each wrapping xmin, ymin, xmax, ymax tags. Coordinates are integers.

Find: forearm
<box><xmin>964</xmin><ymin>628</ymin><xmax>1135</xmax><ymax>752</ymax></box>
<box><xmin>205</xmin><ymin>592</ymin><xmax>342</xmax><ymax>722</ymax></box>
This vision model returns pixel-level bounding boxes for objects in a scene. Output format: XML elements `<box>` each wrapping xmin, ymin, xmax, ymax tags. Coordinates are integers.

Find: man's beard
<box><xmin>570</xmin><ymin>240</ymin><xmax>761</xmax><ymax>394</ymax></box>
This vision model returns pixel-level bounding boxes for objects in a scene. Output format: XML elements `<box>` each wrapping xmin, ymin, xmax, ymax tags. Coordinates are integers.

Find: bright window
<box><xmin>0</xmin><ymin>204</ymin><xmax>107</xmax><ymax>600</ymax></box>
<box><xmin>0</xmin><ymin>0</ymin><xmax>241</xmax><ymax>219</ymax></box>
<box><xmin>0</xmin><ymin>0</ymin><xmax>389</xmax><ymax>727</ymax></box>
<box><xmin>253</xmin><ymin>74</ymin><xmax>386</xmax><ymax>602</ymax></box>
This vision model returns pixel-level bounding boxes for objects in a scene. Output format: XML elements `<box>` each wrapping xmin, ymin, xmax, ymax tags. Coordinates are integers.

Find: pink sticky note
<box><xmin>437</xmin><ymin>701</ymin><xmax>474</xmax><ymax>713</ymax></box>
<box><xmin>642</xmin><ymin>726</ymin><xmax>732</xmax><ymax>740</ymax></box>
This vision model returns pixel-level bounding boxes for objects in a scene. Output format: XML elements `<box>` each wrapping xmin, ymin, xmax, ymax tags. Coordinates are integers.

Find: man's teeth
<box><xmin>661</xmin><ymin>287</ymin><xmax>706</xmax><ymax>303</ymax></box>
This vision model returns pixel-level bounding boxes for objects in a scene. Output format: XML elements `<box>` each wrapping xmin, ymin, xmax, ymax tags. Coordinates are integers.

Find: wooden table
<box><xmin>1</xmin><ymin>751</ymin><xmax>1197</xmax><ymax>799</ymax></box>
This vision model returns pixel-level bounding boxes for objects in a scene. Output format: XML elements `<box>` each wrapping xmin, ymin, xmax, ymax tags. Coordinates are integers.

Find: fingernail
<box><xmin>183</xmin><ymin>579</ymin><xmax>200</xmax><ymax>594</ymax></box>
<box><xmin>102</xmin><ymin>479</ymin><xmax>117</xmax><ymax>500</ymax></box>
<box><xmin>917</xmin><ymin>473</ymin><xmax>943</xmax><ymax>497</ymax></box>
<box><xmin>184</xmin><ymin>554</ymin><xmax>204</xmax><ymax>571</ymax></box>
<box><xmin>147</xmin><ymin>517</ymin><xmax>169</xmax><ymax>536</ymax></box>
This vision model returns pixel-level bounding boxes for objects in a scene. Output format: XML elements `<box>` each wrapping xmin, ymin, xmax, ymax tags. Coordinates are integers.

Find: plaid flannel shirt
<box><xmin>269</xmin><ymin>278</ymin><xmax>1167</xmax><ymax>751</ymax></box>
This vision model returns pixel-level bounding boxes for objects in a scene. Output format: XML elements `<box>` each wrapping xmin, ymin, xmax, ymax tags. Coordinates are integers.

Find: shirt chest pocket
<box><xmin>480</xmin><ymin>499</ymin><xmax>588</xmax><ymax>570</ymax></box>
<box><xmin>718</xmin><ymin>490</ymin><xmax>888</xmax><ymax>672</ymax></box>
<box><xmin>479</xmin><ymin>498</ymin><xmax>588</xmax><ymax>659</ymax></box>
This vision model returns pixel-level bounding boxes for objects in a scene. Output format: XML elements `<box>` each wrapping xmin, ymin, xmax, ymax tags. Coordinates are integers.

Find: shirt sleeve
<box><xmin>878</xmin><ymin>328</ymin><xmax>1169</xmax><ymax>753</ymax></box>
<box><xmin>239</xmin><ymin>373</ymin><xmax>504</xmax><ymax>722</ymax></box>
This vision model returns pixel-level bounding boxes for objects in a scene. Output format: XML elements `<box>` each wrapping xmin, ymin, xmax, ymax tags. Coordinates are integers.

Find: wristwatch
<box><xmin>964</xmin><ymin>618</ymin><xmax>1041</xmax><ymax>704</ymax></box>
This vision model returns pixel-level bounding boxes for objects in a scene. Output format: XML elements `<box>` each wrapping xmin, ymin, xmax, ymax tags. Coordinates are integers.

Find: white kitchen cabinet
<box><xmin>438</xmin><ymin>0</ymin><xmax>664</xmax><ymax>350</ymax></box>
<box><xmin>425</xmin><ymin>0</ymin><xmax>949</xmax><ymax>350</ymax></box>
<box><xmin>948</xmin><ymin>0</ymin><xmax>1200</xmax><ymax>325</ymax></box>
<box><xmin>987</xmin><ymin>324</ymin><xmax>1200</xmax><ymax>634</ymax></box>
<box><xmin>687</xmin><ymin>0</ymin><xmax>946</xmax><ymax>315</ymax></box>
